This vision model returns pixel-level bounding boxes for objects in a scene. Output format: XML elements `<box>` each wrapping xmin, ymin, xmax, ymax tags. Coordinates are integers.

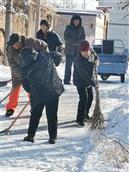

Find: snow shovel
<box><xmin>91</xmin><ymin>62</ymin><xmax>104</xmax><ymax>130</ymax></box>
<box><xmin>0</xmin><ymin>79</ymin><xmax>11</xmax><ymax>87</ymax></box>
<box><xmin>0</xmin><ymin>101</ymin><xmax>29</xmax><ymax>135</ymax></box>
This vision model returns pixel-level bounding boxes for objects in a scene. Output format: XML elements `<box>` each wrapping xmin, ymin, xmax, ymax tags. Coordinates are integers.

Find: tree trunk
<box><xmin>4</xmin><ymin>0</ymin><xmax>12</xmax><ymax>65</ymax></box>
<box><xmin>35</xmin><ymin>0</ymin><xmax>41</xmax><ymax>35</ymax></box>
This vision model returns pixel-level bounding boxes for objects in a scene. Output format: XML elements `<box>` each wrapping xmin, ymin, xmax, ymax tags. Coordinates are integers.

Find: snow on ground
<box><xmin>0</xmin><ymin>63</ymin><xmax>129</xmax><ymax>172</ymax></box>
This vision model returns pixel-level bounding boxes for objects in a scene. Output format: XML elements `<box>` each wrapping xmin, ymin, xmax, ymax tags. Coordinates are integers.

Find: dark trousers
<box><xmin>28</xmin><ymin>98</ymin><xmax>59</xmax><ymax>139</ymax></box>
<box><xmin>76</xmin><ymin>86</ymin><xmax>93</xmax><ymax>123</ymax></box>
<box><xmin>64</xmin><ymin>55</ymin><xmax>75</xmax><ymax>83</ymax></box>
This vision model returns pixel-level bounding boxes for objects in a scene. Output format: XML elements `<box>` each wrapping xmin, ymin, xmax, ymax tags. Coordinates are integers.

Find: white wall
<box><xmin>99</xmin><ymin>0</ymin><xmax>129</xmax><ymax>49</ymax></box>
<box><xmin>95</xmin><ymin>14</ymin><xmax>105</xmax><ymax>41</ymax></box>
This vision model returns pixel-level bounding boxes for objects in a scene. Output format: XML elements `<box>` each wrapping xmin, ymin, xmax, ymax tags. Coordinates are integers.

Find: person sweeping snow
<box><xmin>5</xmin><ymin>33</ymin><xmax>48</xmax><ymax>117</ymax></box>
<box><xmin>73</xmin><ymin>40</ymin><xmax>97</xmax><ymax>127</ymax></box>
<box><xmin>19</xmin><ymin>48</ymin><xmax>64</xmax><ymax>144</ymax></box>
<box><xmin>73</xmin><ymin>40</ymin><xmax>104</xmax><ymax>128</ymax></box>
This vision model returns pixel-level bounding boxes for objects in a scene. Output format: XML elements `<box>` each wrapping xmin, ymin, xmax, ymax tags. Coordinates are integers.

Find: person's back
<box><xmin>73</xmin><ymin>53</ymin><xmax>94</xmax><ymax>87</ymax></box>
<box><xmin>19</xmin><ymin>48</ymin><xmax>64</xmax><ymax>144</ymax></box>
<box><xmin>20</xmin><ymin>49</ymin><xmax>64</xmax><ymax>109</ymax></box>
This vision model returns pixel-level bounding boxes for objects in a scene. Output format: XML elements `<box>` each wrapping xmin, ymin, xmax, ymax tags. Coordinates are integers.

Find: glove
<box><xmin>50</xmin><ymin>51</ymin><xmax>62</xmax><ymax>66</ymax></box>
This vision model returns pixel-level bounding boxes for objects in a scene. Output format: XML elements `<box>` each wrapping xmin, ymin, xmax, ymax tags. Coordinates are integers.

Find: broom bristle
<box><xmin>91</xmin><ymin>89</ymin><xmax>104</xmax><ymax>129</ymax></box>
<box><xmin>90</xmin><ymin>62</ymin><xmax>104</xmax><ymax>130</ymax></box>
<box><xmin>91</xmin><ymin>105</ymin><xmax>104</xmax><ymax>129</ymax></box>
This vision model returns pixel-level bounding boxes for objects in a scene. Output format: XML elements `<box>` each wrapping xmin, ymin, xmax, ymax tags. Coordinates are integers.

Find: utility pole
<box><xmin>4</xmin><ymin>0</ymin><xmax>12</xmax><ymax>65</ymax></box>
<box><xmin>35</xmin><ymin>0</ymin><xmax>41</xmax><ymax>35</ymax></box>
<box><xmin>83</xmin><ymin>0</ymin><xmax>86</xmax><ymax>9</ymax></box>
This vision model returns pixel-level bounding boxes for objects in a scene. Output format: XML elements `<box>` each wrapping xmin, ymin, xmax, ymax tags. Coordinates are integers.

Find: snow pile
<box><xmin>0</xmin><ymin>65</ymin><xmax>11</xmax><ymax>81</ymax></box>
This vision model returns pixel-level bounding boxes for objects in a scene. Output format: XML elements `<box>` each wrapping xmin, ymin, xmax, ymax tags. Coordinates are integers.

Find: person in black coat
<box><xmin>36</xmin><ymin>19</ymin><xmax>63</xmax><ymax>52</ymax></box>
<box><xmin>19</xmin><ymin>48</ymin><xmax>64</xmax><ymax>144</ymax></box>
<box><xmin>64</xmin><ymin>15</ymin><xmax>85</xmax><ymax>84</ymax></box>
<box><xmin>73</xmin><ymin>40</ymin><xmax>98</xmax><ymax>127</ymax></box>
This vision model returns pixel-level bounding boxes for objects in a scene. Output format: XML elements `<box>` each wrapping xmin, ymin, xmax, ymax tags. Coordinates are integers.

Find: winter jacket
<box><xmin>64</xmin><ymin>17</ymin><xmax>85</xmax><ymax>55</ymax></box>
<box><xmin>19</xmin><ymin>48</ymin><xmax>64</xmax><ymax>109</ymax></box>
<box><xmin>36</xmin><ymin>29</ymin><xmax>63</xmax><ymax>52</ymax></box>
<box><xmin>7</xmin><ymin>36</ymin><xmax>48</xmax><ymax>88</ymax></box>
<box><xmin>73</xmin><ymin>53</ymin><xmax>96</xmax><ymax>87</ymax></box>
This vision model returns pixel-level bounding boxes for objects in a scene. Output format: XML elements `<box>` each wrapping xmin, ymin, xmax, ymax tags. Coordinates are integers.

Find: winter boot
<box><xmin>76</xmin><ymin>121</ymin><xmax>85</xmax><ymax>128</ymax></box>
<box><xmin>5</xmin><ymin>109</ymin><xmax>14</xmax><ymax>117</ymax></box>
<box><xmin>23</xmin><ymin>134</ymin><xmax>34</xmax><ymax>143</ymax></box>
<box><xmin>48</xmin><ymin>137</ymin><xmax>56</xmax><ymax>144</ymax></box>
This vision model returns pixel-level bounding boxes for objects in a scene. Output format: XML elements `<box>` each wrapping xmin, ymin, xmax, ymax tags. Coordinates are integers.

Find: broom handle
<box><xmin>0</xmin><ymin>92</ymin><xmax>11</xmax><ymax>104</ymax></box>
<box><xmin>0</xmin><ymin>85</ymin><xmax>21</xmax><ymax>104</ymax></box>
<box><xmin>7</xmin><ymin>101</ymin><xmax>29</xmax><ymax>131</ymax></box>
<box><xmin>0</xmin><ymin>79</ymin><xmax>12</xmax><ymax>84</ymax></box>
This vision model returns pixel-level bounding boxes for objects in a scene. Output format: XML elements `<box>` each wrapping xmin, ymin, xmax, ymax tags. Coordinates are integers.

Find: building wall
<box><xmin>81</xmin><ymin>15</ymin><xmax>96</xmax><ymax>44</ymax></box>
<box><xmin>95</xmin><ymin>14</ymin><xmax>105</xmax><ymax>41</ymax></box>
<box><xmin>99</xmin><ymin>0</ymin><xmax>129</xmax><ymax>49</ymax></box>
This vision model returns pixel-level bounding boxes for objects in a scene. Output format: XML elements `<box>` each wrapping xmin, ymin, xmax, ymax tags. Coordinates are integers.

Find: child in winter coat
<box><xmin>73</xmin><ymin>40</ymin><xmax>98</xmax><ymax>127</ymax></box>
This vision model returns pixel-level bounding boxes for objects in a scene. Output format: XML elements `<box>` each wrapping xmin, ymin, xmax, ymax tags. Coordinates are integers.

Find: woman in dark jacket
<box><xmin>36</xmin><ymin>19</ymin><xmax>63</xmax><ymax>52</ymax></box>
<box><xmin>19</xmin><ymin>48</ymin><xmax>64</xmax><ymax>144</ymax></box>
<box><xmin>73</xmin><ymin>40</ymin><xmax>98</xmax><ymax>127</ymax></box>
<box><xmin>64</xmin><ymin>15</ymin><xmax>85</xmax><ymax>84</ymax></box>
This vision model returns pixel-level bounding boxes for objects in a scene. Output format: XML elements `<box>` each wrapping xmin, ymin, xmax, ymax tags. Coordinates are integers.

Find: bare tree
<box><xmin>4</xmin><ymin>0</ymin><xmax>13</xmax><ymax>65</ymax></box>
<box><xmin>35</xmin><ymin>0</ymin><xmax>41</xmax><ymax>35</ymax></box>
<box><xmin>3</xmin><ymin>0</ymin><xmax>27</xmax><ymax>65</ymax></box>
<box><xmin>13</xmin><ymin>0</ymin><xmax>25</xmax><ymax>12</ymax></box>
<box><xmin>118</xmin><ymin>0</ymin><xmax>129</xmax><ymax>9</ymax></box>
<box><xmin>118</xmin><ymin>0</ymin><xmax>129</xmax><ymax>19</ymax></box>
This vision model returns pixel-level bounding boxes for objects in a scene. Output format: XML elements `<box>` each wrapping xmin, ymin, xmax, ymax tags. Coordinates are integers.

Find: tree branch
<box><xmin>121</xmin><ymin>2</ymin><xmax>129</xmax><ymax>10</ymax></box>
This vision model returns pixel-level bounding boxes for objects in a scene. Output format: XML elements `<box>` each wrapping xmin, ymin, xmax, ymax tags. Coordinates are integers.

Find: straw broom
<box><xmin>91</xmin><ymin>59</ymin><xmax>104</xmax><ymax>130</ymax></box>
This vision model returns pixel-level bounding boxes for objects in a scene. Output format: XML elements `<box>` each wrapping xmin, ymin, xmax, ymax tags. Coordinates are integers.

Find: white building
<box><xmin>99</xmin><ymin>0</ymin><xmax>129</xmax><ymax>49</ymax></box>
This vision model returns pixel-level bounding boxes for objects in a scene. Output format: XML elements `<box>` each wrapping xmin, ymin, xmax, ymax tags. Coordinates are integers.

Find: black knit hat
<box><xmin>70</xmin><ymin>15</ymin><xmax>82</xmax><ymax>26</ymax></box>
<box><xmin>71</xmin><ymin>15</ymin><xmax>82</xmax><ymax>21</ymax></box>
<box><xmin>7</xmin><ymin>33</ymin><xmax>21</xmax><ymax>46</ymax></box>
<box><xmin>40</xmin><ymin>19</ymin><xmax>50</xmax><ymax>28</ymax></box>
